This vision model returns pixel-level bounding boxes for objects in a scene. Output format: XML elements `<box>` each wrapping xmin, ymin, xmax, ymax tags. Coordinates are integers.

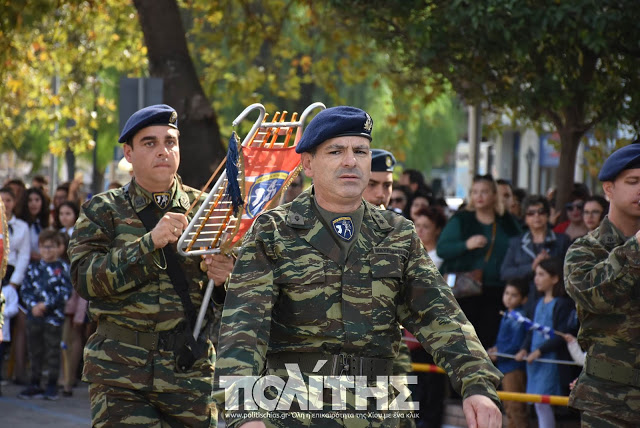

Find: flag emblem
<box><xmin>246</xmin><ymin>171</ymin><xmax>289</xmax><ymax>218</ymax></box>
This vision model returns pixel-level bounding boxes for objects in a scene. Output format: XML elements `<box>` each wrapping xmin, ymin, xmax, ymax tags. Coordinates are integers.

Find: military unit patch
<box><xmin>332</xmin><ymin>216</ymin><xmax>354</xmax><ymax>241</ymax></box>
<box><xmin>152</xmin><ymin>192</ymin><xmax>170</xmax><ymax>210</ymax></box>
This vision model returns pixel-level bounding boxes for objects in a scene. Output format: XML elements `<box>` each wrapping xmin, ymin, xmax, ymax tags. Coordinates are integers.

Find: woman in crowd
<box><xmin>18</xmin><ymin>187</ymin><xmax>50</xmax><ymax>262</ymax></box>
<box><xmin>389</xmin><ymin>185</ymin><xmax>412</xmax><ymax>218</ymax></box>
<box><xmin>409</xmin><ymin>189</ymin><xmax>434</xmax><ymax>221</ymax></box>
<box><xmin>582</xmin><ymin>195</ymin><xmax>609</xmax><ymax>232</ymax></box>
<box><xmin>414</xmin><ymin>206</ymin><xmax>447</xmax><ymax>269</ymax></box>
<box><xmin>437</xmin><ymin>174</ymin><xmax>521</xmax><ymax>347</ymax></box>
<box><xmin>552</xmin><ymin>186</ymin><xmax>589</xmax><ymax>241</ymax></box>
<box><xmin>500</xmin><ymin>195</ymin><xmax>571</xmax><ymax>317</ymax></box>
<box><xmin>54</xmin><ymin>200</ymin><xmax>80</xmax><ymax>239</ymax></box>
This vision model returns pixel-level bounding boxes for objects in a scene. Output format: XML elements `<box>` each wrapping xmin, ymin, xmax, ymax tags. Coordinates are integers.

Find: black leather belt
<box><xmin>96</xmin><ymin>320</ymin><xmax>184</xmax><ymax>352</ymax></box>
<box><xmin>267</xmin><ymin>352</ymin><xmax>393</xmax><ymax>378</ymax></box>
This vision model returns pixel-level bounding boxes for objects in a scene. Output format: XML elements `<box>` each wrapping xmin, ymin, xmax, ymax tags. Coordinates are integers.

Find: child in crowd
<box><xmin>17</xmin><ymin>230</ymin><xmax>72</xmax><ymax>400</ymax></box>
<box><xmin>515</xmin><ymin>257</ymin><xmax>576</xmax><ymax>428</ymax></box>
<box><xmin>488</xmin><ymin>277</ymin><xmax>529</xmax><ymax>428</ymax></box>
<box><xmin>0</xmin><ymin>282</ymin><xmax>19</xmax><ymax>395</ymax></box>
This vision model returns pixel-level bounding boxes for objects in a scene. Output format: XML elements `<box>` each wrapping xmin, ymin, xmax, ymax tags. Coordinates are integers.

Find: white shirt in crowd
<box><xmin>7</xmin><ymin>215</ymin><xmax>30</xmax><ymax>286</ymax></box>
<box><xmin>1</xmin><ymin>285</ymin><xmax>19</xmax><ymax>341</ymax></box>
<box><xmin>428</xmin><ymin>248</ymin><xmax>444</xmax><ymax>270</ymax></box>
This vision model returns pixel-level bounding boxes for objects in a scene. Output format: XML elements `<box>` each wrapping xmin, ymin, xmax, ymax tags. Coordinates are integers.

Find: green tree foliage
<box><xmin>0</xmin><ymin>0</ymin><xmax>147</xmax><ymax>170</ymax></box>
<box><xmin>1</xmin><ymin>0</ymin><xmax>463</xmax><ymax>186</ymax></box>
<box><xmin>332</xmin><ymin>0</ymin><xmax>640</xmax><ymax>206</ymax></box>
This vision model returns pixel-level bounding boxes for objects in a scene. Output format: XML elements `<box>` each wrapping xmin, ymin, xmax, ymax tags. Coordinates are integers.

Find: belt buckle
<box><xmin>338</xmin><ymin>353</ymin><xmax>352</xmax><ymax>377</ymax></box>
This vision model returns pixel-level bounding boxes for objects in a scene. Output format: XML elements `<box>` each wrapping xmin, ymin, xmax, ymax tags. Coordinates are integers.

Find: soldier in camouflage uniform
<box><xmin>565</xmin><ymin>142</ymin><xmax>640</xmax><ymax>427</ymax></box>
<box><xmin>69</xmin><ymin>105</ymin><xmax>234</xmax><ymax>427</ymax></box>
<box><xmin>214</xmin><ymin>106</ymin><xmax>503</xmax><ymax>428</ymax></box>
<box><xmin>363</xmin><ymin>148</ymin><xmax>415</xmax><ymax>428</ymax></box>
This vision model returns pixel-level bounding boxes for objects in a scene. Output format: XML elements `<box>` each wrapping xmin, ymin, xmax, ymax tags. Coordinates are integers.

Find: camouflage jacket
<box><xmin>215</xmin><ymin>189</ymin><xmax>501</xmax><ymax>423</ymax></box>
<box><xmin>69</xmin><ymin>177</ymin><xmax>216</xmax><ymax>391</ymax></box>
<box><xmin>564</xmin><ymin>216</ymin><xmax>640</xmax><ymax>421</ymax></box>
<box><xmin>21</xmin><ymin>259</ymin><xmax>72</xmax><ymax>326</ymax></box>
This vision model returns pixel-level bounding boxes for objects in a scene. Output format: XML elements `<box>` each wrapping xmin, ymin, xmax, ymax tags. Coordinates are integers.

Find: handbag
<box><xmin>445</xmin><ymin>222</ymin><xmax>496</xmax><ymax>299</ymax></box>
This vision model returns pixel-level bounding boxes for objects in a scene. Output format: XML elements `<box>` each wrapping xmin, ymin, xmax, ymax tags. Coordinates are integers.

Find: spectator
<box><xmin>496</xmin><ymin>179</ymin><xmax>514</xmax><ymax>216</ymax></box>
<box><xmin>400</xmin><ymin>168</ymin><xmax>432</xmax><ymax>196</ymax></box>
<box><xmin>52</xmin><ymin>183</ymin><xmax>70</xmax><ymax>211</ymax></box>
<box><xmin>389</xmin><ymin>185</ymin><xmax>412</xmax><ymax>218</ymax></box>
<box><xmin>18</xmin><ymin>230</ymin><xmax>72</xmax><ymax>400</ymax></box>
<box><xmin>487</xmin><ymin>277</ymin><xmax>529</xmax><ymax>428</ymax></box>
<box><xmin>0</xmin><ymin>187</ymin><xmax>31</xmax><ymax>385</ymax></box>
<box><xmin>553</xmin><ymin>184</ymin><xmax>590</xmax><ymax>241</ymax></box>
<box><xmin>511</xmin><ymin>188</ymin><xmax>527</xmax><ymax>222</ymax></box>
<box><xmin>515</xmin><ymin>257</ymin><xmax>577</xmax><ymax>428</ymax></box>
<box><xmin>5</xmin><ymin>178</ymin><xmax>26</xmax><ymax>209</ymax></box>
<box><xmin>437</xmin><ymin>174</ymin><xmax>522</xmax><ymax>347</ymax></box>
<box><xmin>409</xmin><ymin>189</ymin><xmax>434</xmax><ymax>221</ymax></box>
<box><xmin>31</xmin><ymin>174</ymin><xmax>49</xmax><ymax>197</ymax></box>
<box><xmin>18</xmin><ymin>187</ymin><xmax>50</xmax><ymax>262</ymax></box>
<box><xmin>54</xmin><ymin>200</ymin><xmax>80</xmax><ymax>238</ymax></box>
<box><xmin>500</xmin><ymin>195</ymin><xmax>571</xmax><ymax>317</ymax></box>
<box><xmin>414</xmin><ymin>206</ymin><xmax>447</xmax><ymax>269</ymax></box>
<box><xmin>581</xmin><ymin>195</ymin><xmax>609</xmax><ymax>232</ymax></box>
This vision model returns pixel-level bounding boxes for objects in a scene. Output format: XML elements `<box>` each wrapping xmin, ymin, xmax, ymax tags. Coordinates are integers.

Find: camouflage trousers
<box><xmin>26</xmin><ymin>318</ymin><xmax>62</xmax><ymax>386</ymax></box>
<box><xmin>580</xmin><ymin>410</ymin><xmax>638</xmax><ymax>428</ymax></box>
<box><xmin>89</xmin><ymin>382</ymin><xmax>216</xmax><ymax>427</ymax></box>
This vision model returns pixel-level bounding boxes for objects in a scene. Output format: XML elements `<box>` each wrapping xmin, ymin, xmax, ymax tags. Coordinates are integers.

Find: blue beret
<box><xmin>371</xmin><ymin>149</ymin><xmax>396</xmax><ymax>172</ymax></box>
<box><xmin>598</xmin><ymin>140</ymin><xmax>640</xmax><ymax>181</ymax></box>
<box><xmin>295</xmin><ymin>106</ymin><xmax>373</xmax><ymax>153</ymax></box>
<box><xmin>118</xmin><ymin>104</ymin><xmax>178</xmax><ymax>143</ymax></box>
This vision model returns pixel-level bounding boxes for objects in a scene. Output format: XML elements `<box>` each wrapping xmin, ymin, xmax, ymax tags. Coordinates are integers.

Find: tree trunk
<box><xmin>555</xmin><ymin>129</ymin><xmax>584</xmax><ymax>213</ymax></box>
<box><xmin>133</xmin><ymin>0</ymin><xmax>224</xmax><ymax>188</ymax></box>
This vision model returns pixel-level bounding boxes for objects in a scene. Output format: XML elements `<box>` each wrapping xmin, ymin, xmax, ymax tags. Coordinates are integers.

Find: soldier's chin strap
<box><xmin>125</xmin><ymin>183</ymin><xmax>205</xmax><ymax>372</ymax></box>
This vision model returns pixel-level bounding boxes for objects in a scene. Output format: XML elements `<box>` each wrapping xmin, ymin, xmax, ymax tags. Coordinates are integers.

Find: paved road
<box><xmin>0</xmin><ymin>382</ymin><xmax>91</xmax><ymax>427</ymax></box>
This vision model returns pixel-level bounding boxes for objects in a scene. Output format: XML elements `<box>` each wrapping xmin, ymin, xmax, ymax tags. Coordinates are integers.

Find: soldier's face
<box><xmin>362</xmin><ymin>171</ymin><xmax>393</xmax><ymax>207</ymax></box>
<box><xmin>301</xmin><ymin>136</ymin><xmax>371</xmax><ymax>211</ymax></box>
<box><xmin>124</xmin><ymin>126</ymin><xmax>180</xmax><ymax>192</ymax></box>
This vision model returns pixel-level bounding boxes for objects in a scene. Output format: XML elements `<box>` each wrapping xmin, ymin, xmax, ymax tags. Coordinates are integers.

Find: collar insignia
<box><xmin>152</xmin><ymin>192</ymin><xmax>170</xmax><ymax>210</ymax></box>
<box><xmin>332</xmin><ymin>216</ymin><xmax>354</xmax><ymax>241</ymax></box>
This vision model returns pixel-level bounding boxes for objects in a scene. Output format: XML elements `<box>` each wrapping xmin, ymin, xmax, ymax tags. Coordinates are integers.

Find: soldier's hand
<box><xmin>150</xmin><ymin>212</ymin><xmax>188</xmax><ymax>249</ymax></box>
<box><xmin>462</xmin><ymin>394</ymin><xmax>502</xmax><ymax>428</ymax></box>
<box><xmin>203</xmin><ymin>253</ymin><xmax>235</xmax><ymax>285</ymax></box>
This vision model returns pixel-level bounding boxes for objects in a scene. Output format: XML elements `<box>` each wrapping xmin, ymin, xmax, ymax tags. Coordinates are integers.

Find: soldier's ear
<box><xmin>602</xmin><ymin>181</ymin><xmax>613</xmax><ymax>200</ymax></box>
<box><xmin>301</xmin><ymin>153</ymin><xmax>314</xmax><ymax>178</ymax></box>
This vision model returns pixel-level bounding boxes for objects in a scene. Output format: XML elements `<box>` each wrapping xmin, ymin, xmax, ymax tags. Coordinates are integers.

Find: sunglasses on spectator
<box><xmin>525</xmin><ymin>208</ymin><xmax>547</xmax><ymax>217</ymax></box>
<box><xmin>390</xmin><ymin>197</ymin><xmax>406</xmax><ymax>204</ymax></box>
<box><xmin>565</xmin><ymin>202</ymin><xmax>584</xmax><ymax>211</ymax></box>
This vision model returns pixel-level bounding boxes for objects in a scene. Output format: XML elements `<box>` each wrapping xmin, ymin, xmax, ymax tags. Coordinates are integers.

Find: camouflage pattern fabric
<box><xmin>89</xmin><ymin>381</ymin><xmax>216</xmax><ymax>427</ymax></box>
<box><xmin>214</xmin><ymin>188</ymin><xmax>502</xmax><ymax>428</ymax></box>
<box><xmin>564</xmin><ymin>217</ymin><xmax>640</xmax><ymax>424</ymax></box>
<box><xmin>69</xmin><ymin>176</ymin><xmax>218</xmax><ymax>427</ymax></box>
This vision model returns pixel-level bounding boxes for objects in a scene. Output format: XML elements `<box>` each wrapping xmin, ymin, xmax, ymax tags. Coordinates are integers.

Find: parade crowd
<box><xmin>0</xmin><ymin>104</ymin><xmax>635</xmax><ymax>428</ymax></box>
